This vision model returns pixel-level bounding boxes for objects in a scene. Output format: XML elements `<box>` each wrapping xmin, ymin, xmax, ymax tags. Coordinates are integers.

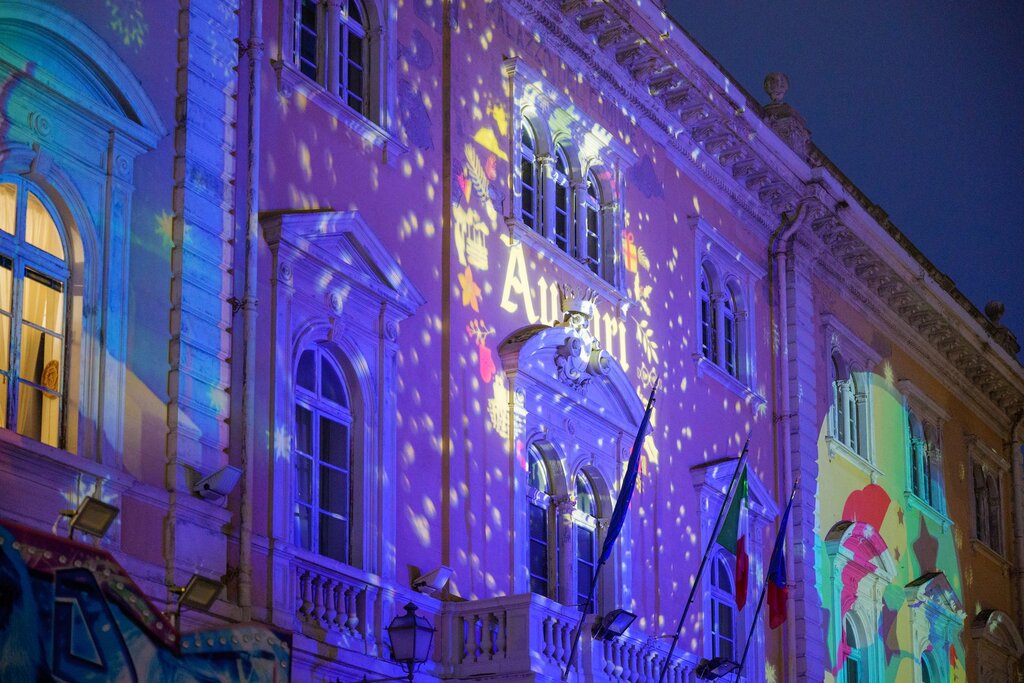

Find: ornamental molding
<box><xmin>553</xmin><ymin>285</ymin><xmax>610</xmax><ymax>394</ymax></box>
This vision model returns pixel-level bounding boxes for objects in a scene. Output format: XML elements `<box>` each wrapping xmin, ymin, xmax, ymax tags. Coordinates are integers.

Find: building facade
<box><xmin>0</xmin><ymin>0</ymin><xmax>1022</xmax><ymax>680</ymax></box>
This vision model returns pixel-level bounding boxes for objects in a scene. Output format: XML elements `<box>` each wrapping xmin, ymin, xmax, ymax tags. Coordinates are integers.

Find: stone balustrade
<box><xmin>440</xmin><ymin>593</ymin><xmax>697</xmax><ymax>682</ymax></box>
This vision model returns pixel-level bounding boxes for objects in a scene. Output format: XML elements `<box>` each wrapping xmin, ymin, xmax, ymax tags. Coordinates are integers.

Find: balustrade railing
<box><xmin>441</xmin><ymin>593</ymin><xmax>696</xmax><ymax>682</ymax></box>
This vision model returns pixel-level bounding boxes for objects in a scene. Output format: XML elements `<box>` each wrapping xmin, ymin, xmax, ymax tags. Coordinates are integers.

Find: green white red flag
<box><xmin>715</xmin><ymin>465</ymin><xmax>749</xmax><ymax>609</ymax></box>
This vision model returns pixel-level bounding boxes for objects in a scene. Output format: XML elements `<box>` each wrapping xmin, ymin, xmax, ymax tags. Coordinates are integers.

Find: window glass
<box><xmin>520</xmin><ymin>121</ymin><xmax>538</xmax><ymax>231</ymax></box>
<box><xmin>583</xmin><ymin>172</ymin><xmax>601</xmax><ymax>275</ymax></box>
<box><xmin>723</xmin><ymin>287</ymin><xmax>736</xmax><ymax>376</ymax></box>
<box><xmin>0</xmin><ymin>184</ymin><xmax>15</xmax><ymax>235</ymax></box>
<box><xmin>297</xmin><ymin>0</ymin><xmax>319</xmax><ymax>80</ymax></box>
<box><xmin>339</xmin><ymin>0</ymin><xmax>367</xmax><ymax>113</ymax></box>
<box><xmin>25</xmin><ymin>193</ymin><xmax>64</xmax><ymax>260</ymax></box>
<box><xmin>294</xmin><ymin>346</ymin><xmax>354</xmax><ymax>564</ymax></box>
<box><xmin>0</xmin><ymin>180</ymin><xmax>68</xmax><ymax>448</ymax></box>
<box><xmin>552</xmin><ymin>146</ymin><xmax>570</xmax><ymax>254</ymax></box>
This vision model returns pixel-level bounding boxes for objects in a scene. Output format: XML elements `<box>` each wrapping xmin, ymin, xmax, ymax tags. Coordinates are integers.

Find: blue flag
<box><xmin>598</xmin><ymin>381</ymin><xmax>657</xmax><ymax>565</ymax></box>
<box><xmin>768</xmin><ymin>490</ymin><xmax>794</xmax><ymax>629</ymax></box>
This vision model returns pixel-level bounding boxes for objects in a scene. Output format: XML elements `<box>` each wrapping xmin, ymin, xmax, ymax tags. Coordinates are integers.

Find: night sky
<box><xmin>668</xmin><ymin>2</ymin><xmax>1024</xmax><ymax>357</ymax></box>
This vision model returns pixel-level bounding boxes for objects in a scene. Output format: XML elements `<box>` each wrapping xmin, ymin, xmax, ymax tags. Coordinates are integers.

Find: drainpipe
<box><xmin>237</xmin><ymin>0</ymin><xmax>263</xmax><ymax>621</ymax></box>
<box><xmin>1010</xmin><ymin>410</ymin><xmax>1024</xmax><ymax>635</ymax></box>
<box><xmin>767</xmin><ymin>200</ymin><xmax>809</xmax><ymax>682</ymax></box>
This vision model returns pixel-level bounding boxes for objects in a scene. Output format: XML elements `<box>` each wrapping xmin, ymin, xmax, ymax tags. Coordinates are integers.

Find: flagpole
<box><xmin>656</xmin><ymin>433</ymin><xmax>751</xmax><ymax>683</ymax></box>
<box><xmin>562</xmin><ymin>380</ymin><xmax>658</xmax><ymax>681</ymax></box>
<box><xmin>733</xmin><ymin>478</ymin><xmax>799</xmax><ymax>682</ymax></box>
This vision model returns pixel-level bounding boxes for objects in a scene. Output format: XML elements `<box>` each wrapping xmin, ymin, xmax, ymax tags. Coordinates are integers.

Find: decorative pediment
<box><xmin>824</xmin><ymin>520</ymin><xmax>897</xmax><ymax>582</ymax></box>
<box><xmin>904</xmin><ymin>571</ymin><xmax>965</xmax><ymax>621</ymax></box>
<box><xmin>690</xmin><ymin>456</ymin><xmax>778</xmax><ymax>522</ymax></box>
<box><xmin>971</xmin><ymin>609</ymin><xmax>1024</xmax><ymax>657</ymax></box>
<box><xmin>0</xmin><ymin>1</ymin><xmax>165</xmax><ymax>145</ymax></box>
<box><xmin>498</xmin><ymin>318</ymin><xmax>642</xmax><ymax>435</ymax></box>
<box><xmin>262</xmin><ymin>210</ymin><xmax>426</xmax><ymax>316</ymax></box>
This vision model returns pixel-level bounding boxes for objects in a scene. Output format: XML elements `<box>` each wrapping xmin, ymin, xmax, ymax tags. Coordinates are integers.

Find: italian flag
<box><xmin>716</xmin><ymin>465</ymin><xmax>749</xmax><ymax>609</ymax></box>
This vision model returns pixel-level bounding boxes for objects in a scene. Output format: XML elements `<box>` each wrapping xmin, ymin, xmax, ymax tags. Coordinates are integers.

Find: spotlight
<box><xmin>592</xmin><ymin>608</ymin><xmax>637</xmax><ymax>641</ymax></box>
<box><xmin>192</xmin><ymin>465</ymin><xmax>242</xmax><ymax>500</ymax></box>
<box><xmin>55</xmin><ymin>496</ymin><xmax>120</xmax><ymax>539</ymax></box>
<box><xmin>695</xmin><ymin>656</ymin><xmax>740</xmax><ymax>680</ymax></box>
<box><xmin>169</xmin><ymin>574</ymin><xmax>223</xmax><ymax>629</ymax></box>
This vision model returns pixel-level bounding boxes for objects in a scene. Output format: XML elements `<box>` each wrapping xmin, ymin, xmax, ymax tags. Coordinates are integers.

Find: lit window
<box><xmin>295</xmin><ymin>0</ymin><xmax>319</xmax><ymax>81</ymax></box>
<box><xmin>710</xmin><ymin>552</ymin><xmax>736</xmax><ymax>660</ymax></box>
<box><xmin>574</xmin><ymin>472</ymin><xmax>597</xmax><ymax>613</ymax></box>
<box><xmin>520</xmin><ymin>120</ymin><xmax>539</xmax><ymax>232</ymax></box>
<box><xmin>294</xmin><ymin>346</ymin><xmax>353</xmax><ymax>564</ymax></box>
<box><xmin>528</xmin><ymin>444</ymin><xmax>554</xmax><ymax>597</ymax></box>
<box><xmin>0</xmin><ymin>180</ymin><xmax>68</xmax><ymax>448</ymax></box>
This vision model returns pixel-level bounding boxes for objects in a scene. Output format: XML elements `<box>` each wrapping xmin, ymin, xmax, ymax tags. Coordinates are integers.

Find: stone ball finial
<box><xmin>764</xmin><ymin>72</ymin><xmax>789</xmax><ymax>104</ymax></box>
<box><xmin>985</xmin><ymin>300</ymin><xmax>1005</xmax><ymax>324</ymax></box>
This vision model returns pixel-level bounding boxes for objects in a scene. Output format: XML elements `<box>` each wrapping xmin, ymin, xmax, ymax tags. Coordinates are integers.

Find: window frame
<box><xmin>691</xmin><ymin>217</ymin><xmax>764</xmax><ymax>402</ymax></box>
<box><xmin>293</xmin><ymin>344</ymin><xmax>355</xmax><ymax>565</ymax></box>
<box><xmin>709</xmin><ymin>549</ymin><xmax>738</xmax><ymax>661</ymax></box>
<box><xmin>0</xmin><ymin>178</ymin><xmax>71</xmax><ymax>450</ymax></box>
<box><xmin>966</xmin><ymin>435</ymin><xmax>1009</xmax><ymax>558</ymax></box>
<box><xmin>822</xmin><ymin>315</ymin><xmax>880</xmax><ymax>475</ymax></box>
<box><xmin>505</xmin><ymin>58</ymin><xmax>636</xmax><ymax>306</ymax></box>
<box><xmin>572</xmin><ymin>471</ymin><xmax>599</xmax><ymax>613</ymax></box>
<box><xmin>276</xmin><ymin>0</ymin><xmax>405</xmax><ymax>159</ymax></box>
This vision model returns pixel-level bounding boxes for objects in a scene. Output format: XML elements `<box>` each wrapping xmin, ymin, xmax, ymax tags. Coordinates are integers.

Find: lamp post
<box><xmin>357</xmin><ymin>602</ymin><xmax>435</xmax><ymax>683</ymax></box>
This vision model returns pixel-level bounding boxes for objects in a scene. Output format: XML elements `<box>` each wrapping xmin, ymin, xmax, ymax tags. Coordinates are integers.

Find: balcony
<box><xmin>440</xmin><ymin>593</ymin><xmax>699</xmax><ymax>682</ymax></box>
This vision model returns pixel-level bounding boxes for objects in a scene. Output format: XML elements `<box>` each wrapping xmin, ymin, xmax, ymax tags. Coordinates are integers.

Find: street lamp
<box><xmin>358</xmin><ymin>602</ymin><xmax>435</xmax><ymax>683</ymax></box>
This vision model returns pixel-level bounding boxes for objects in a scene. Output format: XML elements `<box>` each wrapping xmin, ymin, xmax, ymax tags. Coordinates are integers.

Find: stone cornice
<box><xmin>504</xmin><ymin>0</ymin><xmax>1024</xmax><ymax>426</ymax></box>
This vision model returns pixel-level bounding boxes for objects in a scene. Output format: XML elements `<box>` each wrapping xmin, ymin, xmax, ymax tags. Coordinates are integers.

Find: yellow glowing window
<box><xmin>0</xmin><ymin>180</ymin><xmax>69</xmax><ymax>449</ymax></box>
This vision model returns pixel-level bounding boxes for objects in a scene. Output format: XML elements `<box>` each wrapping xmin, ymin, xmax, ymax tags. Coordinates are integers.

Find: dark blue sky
<box><xmin>668</xmin><ymin>2</ymin><xmax>1024</xmax><ymax>356</ymax></box>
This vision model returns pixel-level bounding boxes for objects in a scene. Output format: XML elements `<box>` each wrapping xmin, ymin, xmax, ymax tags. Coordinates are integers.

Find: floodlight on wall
<box><xmin>192</xmin><ymin>465</ymin><xmax>242</xmax><ymax>500</ymax></box>
<box><xmin>694</xmin><ymin>656</ymin><xmax>740</xmax><ymax>680</ymax></box>
<box><xmin>592</xmin><ymin>608</ymin><xmax>637</xmax><ymax>641</ymax></box>
<box><xmin>354</xmin><ymin>603</ymin><xmax>435</xmax><ymax>683</ymax></box>
<box><xmin>54</xmin><ymin>496</ymin><xmax>120</xmax><ymax>539</ymax></box>
<box><xmin>411</xmin><ymin>565</ymin><xmax>452</xmax><ymax>596</ymax></box>
<box><xmin>169</xmin><ymin>574</ymin><xmax>223</xmax><ymax>630</ymax></box>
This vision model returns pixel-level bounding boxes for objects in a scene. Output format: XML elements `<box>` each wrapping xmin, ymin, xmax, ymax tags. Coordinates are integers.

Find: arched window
<box><xmin>710</xmin><ymin>551</ymin><xmax>737</xmax><ymax>660</ymax></box>
<box><xmin>582</xmin><ymin>171</ymin><xmax>602</xmax><ymax>276</ymax></box>
<box><xmin>843</xmin><ymin>615</ymin><xmax>864</xmax><ymax>683</ymax></box>
<box><xmin>974</xmin><ymin>463</ymin><xmax>989</xmax><ymax>546</ymax></box>
<box><xmin>338</xmin><ymin>0</ymin><xmax>367</xmax><ymax>113</ymax></box>
<box><xmin>290</xmin><ymin>0</ymin><xmax>377</xmax><ymax>120</ymax></box>
<box><xmin>528</xmin><ymin>444</ymin><xmax>554</xmax><ymax>597</ymax></box>
<box><xmin>722</xmin><ymin>285</ymin><xmax>738</xmax><ymax>377</ymax></box>
<box><xmin>551</xmin><ymin>145</ymin><xmax>571</xmax><ymax>256</ymax></box>
<box><xmin>573</xmin><ymin>472</ymin><xmax>598</xmax><ymax>613</ymax></box>
<box><xmin>520</xmin><ymin>120</ymin><xmax>539</xmax><ymax>232</ymax></box>
<box><xmin>830</xmin><ymin>353</ymin><xmax>864</xmax><ymax>457</ymax></box>
<box><xmin>294</xmin><ymin>346</ymin><xmax>354</xmax><ymax>564</ymax></box>
<box><xmin>921</xmin><ymin>652</ymin><xmax>938</xmax><ymax>683</ymax></box>
<box><xmin>0</xmin><ymin>180</ymin><xmax>69</xmax><ymax>448</ymax></box>
<box><xmin>699</xmin><ymin>267</ymin><xmax>716</xmax><ymax>364</ymax></box>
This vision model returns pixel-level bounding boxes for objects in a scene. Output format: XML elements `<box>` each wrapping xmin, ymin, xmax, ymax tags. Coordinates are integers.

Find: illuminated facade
<box><xmin>0</xmin><ymin>0</ymin><xmax>1023</xmax><ymax>682</ymax></box>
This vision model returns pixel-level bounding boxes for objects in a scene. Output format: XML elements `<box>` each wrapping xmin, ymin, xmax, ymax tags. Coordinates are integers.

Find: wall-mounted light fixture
<box><xmin>169</xmin><ymin>574</ymin><xmax>223</xmax><ymax>630</ymax></box>
<box><xmin>592</xmin><ymin>608</ymin><xmax>637</xmax><ymax>641</ymax></box>
<box><xmin>192</xmin><ymin>465</ymin><xmax>242</xmax><ymax>500</ymax></box>
<box><xmin>695</xmin><ymin>656</ymin><xmax>740</xmax><ymax>680</ymax></box>
<box><xmin>55</xmin><ymin>496</ymin><xmax>120</xmax><ymax>540</ymax></box>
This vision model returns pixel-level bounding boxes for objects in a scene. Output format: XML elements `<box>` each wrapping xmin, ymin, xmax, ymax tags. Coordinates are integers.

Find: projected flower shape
<box><xmin>458</xmin><ymin>266</ymin><xmax>481</xmax><ymax>312</ymax></box>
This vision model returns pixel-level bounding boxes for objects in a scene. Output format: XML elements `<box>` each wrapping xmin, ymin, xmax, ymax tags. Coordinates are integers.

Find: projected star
<box><xmin>458</xmin><ymin>265</ymin><xmax>482</xmax><ymax>312</ymax></box>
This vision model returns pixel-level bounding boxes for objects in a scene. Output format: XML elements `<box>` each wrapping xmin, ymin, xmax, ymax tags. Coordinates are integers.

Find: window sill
<box><xmin>903</xmin><ymin>491</ymin><xmax>952</xmax><ymax>532</ymax></box>
<box><xmin>826</xmin><ymin>436</ymin><xmax>882</xmax><ymax>483</ymax></box>
<box><xmin>274</xmin><ymin>62</ymin><xmax>408</xmax><ymax>165</ymax></box>
<box><xmin>506</xmin><ymin>217</ymin><xmax>633</xmax><ymax>318</ymax></box>
<box><xmin>970</xmin><ymin>538</ymin><xmax>1010</xmax><ymax>576</ymax></box>
<box><xmin>692</xmin><ymin>353</ymin><xmax>765</xmax><ymax>407</ymax></box>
